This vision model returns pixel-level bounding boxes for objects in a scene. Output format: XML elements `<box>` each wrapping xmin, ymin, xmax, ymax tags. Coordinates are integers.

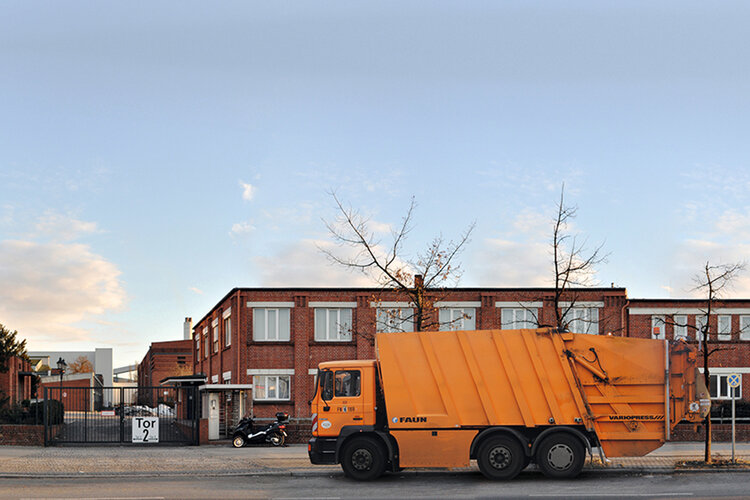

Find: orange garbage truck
<box><xmin>308</xmin><ymin>328</ymin><xmax>710</xmax><ymax>480</ymax></box>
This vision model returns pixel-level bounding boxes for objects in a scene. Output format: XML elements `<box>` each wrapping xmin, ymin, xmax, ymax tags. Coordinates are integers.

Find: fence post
<box><xmin>120</xmin><ymin>386</ymin><xmax>125</xmax><ymax>443</ymax></box>
<box><xmin>43</xmin><ymin>387</ymin><xmax>48</xmax><ymax>447</ymax></box>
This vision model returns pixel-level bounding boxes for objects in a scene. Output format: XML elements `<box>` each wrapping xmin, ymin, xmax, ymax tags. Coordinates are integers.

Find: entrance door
<box><xmin>208</xmin><ymin>393</ymin><xmax>220</xmax><ymax>440</ymax></box>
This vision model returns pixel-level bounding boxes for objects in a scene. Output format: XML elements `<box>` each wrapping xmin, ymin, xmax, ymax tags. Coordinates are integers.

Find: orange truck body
<box><xmin>309</xmin><ymin>328</ymin><xmax>710</xmax><ymax>480</ymax></box>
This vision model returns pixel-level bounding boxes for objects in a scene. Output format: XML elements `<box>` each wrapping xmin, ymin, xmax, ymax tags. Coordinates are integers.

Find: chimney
<box><xmin>184</xmin><ymin>317</ymin><xmax>193</xmax><ymax>340</ymax></box>
<box><xmin>414</xmin><ymin>274</ymin><xmax>424</xmax><ymax>289</ymax></box>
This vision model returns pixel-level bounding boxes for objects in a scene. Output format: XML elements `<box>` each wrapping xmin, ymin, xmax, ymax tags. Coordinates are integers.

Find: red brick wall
<box><xmin>0</xmin><ymin>356</ymin><xmax>32</xmax><ymax>404</ymax></box>
<box><xmin>0</xmin><ymin>424</ymin><xmax>61</xmax><ymax>445</ymax></box>
<box><xmin>41</xmin><ymin>377</ymin><xmax>92</xmax><ymax>412</ymax></box>
<box><xmin>138</xmin><ymin>339</ymin><xmax>194</xmax><ymax>404</ymax></box>
<box><xmin>192</xmin><ymin>287</ymin><xmax>630</xmax><ymax>419</ymax></box>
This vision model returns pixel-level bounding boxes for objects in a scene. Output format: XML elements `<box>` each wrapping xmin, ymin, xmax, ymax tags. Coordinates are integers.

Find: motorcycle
<box><xmin>232</xmin><ymin>412</ymin><xmax>289</xmax><ymax>448</ymax></box>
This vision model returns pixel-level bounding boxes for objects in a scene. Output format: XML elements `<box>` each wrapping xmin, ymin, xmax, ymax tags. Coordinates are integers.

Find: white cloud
<box><xmin>34</xmin><ymin>210</ymin><xmax>100</xmax><ymax>241</ymax></box>
<box><xmin>240</xmin><ymin>181</ymin><xmax>256</xmax><ymax>201</ymax></box>
<box><xmin>0</xmin><ymin>239</ymin><xmax>126</xmax><ymax>343</ymax></box>
<box><xmin>255</xmin><ymin>239</ymin><xmax>384</xmax><ymax>287</ymax></box>
<box><xmin>189</xmin><ymin>287</ymin><xmax>204</xmax><ymax>295</ymax></box>
<box><xmin>230</xmin><ymin>221</ymin><xmax>256</xmax><ymax>237</ymax></box>
<box><xmin>467</xmin><ymin>237</ymin><xmax>550</xmax><ymax>287</ymax></box>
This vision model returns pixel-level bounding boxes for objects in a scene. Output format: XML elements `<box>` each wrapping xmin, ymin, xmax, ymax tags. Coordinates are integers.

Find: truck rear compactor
<box><xmin>308</xmin><ymin>328</ymin><xmax>710</xmax><ymax>480</ymax></box>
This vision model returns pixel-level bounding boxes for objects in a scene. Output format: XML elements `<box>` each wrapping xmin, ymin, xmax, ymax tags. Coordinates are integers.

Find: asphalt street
<box><xmin>2</xmin><ymin>471</ymin><xmax>750</xmax><ymax>499</ymax></box>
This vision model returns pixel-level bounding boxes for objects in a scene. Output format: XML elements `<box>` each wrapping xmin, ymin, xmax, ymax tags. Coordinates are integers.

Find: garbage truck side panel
<box><xmin>375</xmin><ymin>329</ymin><xmax>709</xmax><ymax>463</ymax></box>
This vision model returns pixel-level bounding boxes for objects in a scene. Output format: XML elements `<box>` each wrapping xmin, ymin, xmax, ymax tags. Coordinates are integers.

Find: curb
<box><xmin>1</xmin><ymin>466</ymin><xmax>748</xmax><ymax>480</ymax></box>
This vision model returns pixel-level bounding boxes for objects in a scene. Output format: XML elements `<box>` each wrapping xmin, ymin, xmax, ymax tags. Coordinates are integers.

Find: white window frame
<box><xmin>195</xmin><ymin>336</ymin><xmax>200</xmax><ymax>356</ymax></box>
<box><xmin>564</xmin><ymin>307</ymin><xmax>599</xmax><ymax>335</ymax></box>
<box><xmin>439</xmin><ymin>307</ymin><xmax>476</xmax><ymax>331</ymax></box>
<box><xmin>710</xmin><ymin>373</ymin><xmax>741</xmax><ymax>400</ymax></box>
<box><xmin>695</xmin><ymin>314</ymin><xmax>708</xmax><ymax>341</ymax></box>
<box><xmin>673</xmin><ymin>315</ymin><xmax>688</xmax><ymax>340</ymax></box>
<box><xmin>253</xmin><ymin>308</ymin><xmax>291</xmax><ymax>341</ymax></box>
<box><xmin>212</xmin><ymin>323</ymin><xmax>219</xmax><ymax>353</ymax></box>
<box><xmin>740</xmin><ymin>315</ymin><xmax>750</xmax><ymax>341</ymax></box>
<box><xmin>651</xmin><ymin>315</ymin><xmax>666</xmax><ymax>340</ymax></box>
<box><xmin>718</xmin><ymin>315</ymin><xmax>732</xmax><ymax>341</ymax></box>
<box><xmin>376</xmin><ymin>307</ymin><xmax>414</xmax><ymax>333</ymax></box>
<box><xmin>500</xmin><ymin>308</ymin><xmax>538</xmax><ymax>330</ymax></box>
<box><xmin>314</xmin><ymin>308</ymin><xmax>353</xmax><ymax>342</ymax></box>
<box><xmin>253</xmin><ymin>375</ymin><xmax>291</xmax><ymax>401</ymax></box>
<box><xmin>224</xmin><ymin>316</ymin><xmax>231</xmax><ymax>347</ymax></box>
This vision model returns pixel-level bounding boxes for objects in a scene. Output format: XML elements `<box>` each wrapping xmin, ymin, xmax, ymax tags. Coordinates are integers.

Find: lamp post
<box><xmin>56</xmin><ymin>357</ymin><xmax>66</xmax><ymax>400</ymax></box>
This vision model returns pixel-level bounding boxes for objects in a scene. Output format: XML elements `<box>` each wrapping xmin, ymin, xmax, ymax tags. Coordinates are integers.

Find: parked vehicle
<box><xmin>232</xmin><ymin>412</ymin><xmax>289</xmax><ymax>448</ymax></box>
<box><xmin>308</xmin><ymin>328</ymin><xmax>711</xmax><ymax>480</ymax></box>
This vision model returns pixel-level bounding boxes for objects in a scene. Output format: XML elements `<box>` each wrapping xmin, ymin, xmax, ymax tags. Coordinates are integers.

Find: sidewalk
<box><xmin>0</xmin><ymin>442</ymin><xmax>748</xmax><ymax>478</ymax></box>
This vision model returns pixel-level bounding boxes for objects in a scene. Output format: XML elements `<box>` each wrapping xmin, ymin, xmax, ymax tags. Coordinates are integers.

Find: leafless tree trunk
<box><xmin>692</xmin><ymin>261</ymin><xmax>745</xmax><ymax>463</ymax></box>
<box><xmin>539</xmin><ymin>185</ymin><xmax>607</xmax><ymax>331</ymax></box>
<box><xmin>320</xmin><ymin>192</ymin><xmax>474</xmax><ymax>334</ymax></box>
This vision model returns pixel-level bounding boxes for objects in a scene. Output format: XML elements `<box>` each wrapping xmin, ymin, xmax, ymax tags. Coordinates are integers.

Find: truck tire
<box><xmin>477</xmin><ymin>435</ymin><xmax>525</xmax><ymax>480</ymax></box>
<box><xmin>341</xmin><ymin>437</ymin><xmax>386</xmax><ymax>481</ymax></box>
<box><xmin>535</xmin><ymin>433</ymin><xmax>585</xmax><ymax>479</ymax></box>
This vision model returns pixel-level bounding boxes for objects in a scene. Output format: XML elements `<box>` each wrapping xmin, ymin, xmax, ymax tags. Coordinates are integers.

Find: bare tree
<box><xmin>692</xmin><ymin>261</ymin><xmax>745</xmax><ymax>462</ymax></box>
<box><xmin>513</xmin><ymin>185</ymin><xmax>607</xmax><ymax>332</ymax></box>
<box><xmin>321</xmin><ymin>193</ymin><xmax>475</xmax><ymax>335</ymax></box>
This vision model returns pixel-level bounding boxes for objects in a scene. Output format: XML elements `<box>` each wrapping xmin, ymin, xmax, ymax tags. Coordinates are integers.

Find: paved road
<box><xmin>1</xmin><ymin>442</ymin><xmax>749</xmax><ymax>478</ymax></box>
<box><xmin>2</xmin><ymin>471</ymin><xmax>750</xmax><ymax>499</ymax></box>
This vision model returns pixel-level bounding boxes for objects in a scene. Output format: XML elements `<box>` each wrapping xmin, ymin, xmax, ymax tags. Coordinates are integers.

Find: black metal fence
<box><xmin>44</xmin><ymin>386</ymin><xmax>199</xmax><ymax>446</ymax></box>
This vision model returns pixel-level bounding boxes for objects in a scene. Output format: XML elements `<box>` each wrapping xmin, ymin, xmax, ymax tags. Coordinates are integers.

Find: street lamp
<box><xmin>56</xmin><ymin>357</ymin><xmax>66</xmax><ymax>400</ymax></box>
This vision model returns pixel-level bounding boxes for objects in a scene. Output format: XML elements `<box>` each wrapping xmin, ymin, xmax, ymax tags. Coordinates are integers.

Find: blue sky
<box><xmin>2</xmin><ymin>1</ymin><xmax>749</xmax><ymax>366</ymax></box>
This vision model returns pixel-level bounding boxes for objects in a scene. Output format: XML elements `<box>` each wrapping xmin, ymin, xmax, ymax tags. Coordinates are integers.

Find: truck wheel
<box><xmin>535</xmin><ymin>433</ymin><xmax>585</xmax><ymax>479</ymax></box>
<box><xmin>477</xmin><ymin>435</ymin><xmax>525</xmax><ymax>480</ymax></box>
<box><xmin>232</xmin><ymin>434</ymin><xmax>245</xmax><ymax>448</ymax></box>
<box><xmin>341</xmin><ymin>437</ymin><xmax>386</xmax><ymax>481</ymax></box>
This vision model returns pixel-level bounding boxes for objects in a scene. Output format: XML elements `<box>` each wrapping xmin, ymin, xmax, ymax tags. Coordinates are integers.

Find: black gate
<box><xmin>44</xmin><ymin>386</ymin><xmax>199</xmax><ymax>446</ymax></box>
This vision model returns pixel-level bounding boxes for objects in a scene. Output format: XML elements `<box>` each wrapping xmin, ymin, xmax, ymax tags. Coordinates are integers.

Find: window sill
<box><xmin>253</xmin><ymin>400</ymin><xmax>293</xmax><ymax>405</ymax></box>
<box><xmin>309</xmin><ymin>340</ymin><xmax>356</xmax><ymax>345</ymax></box>
<box><xmin>247</xmin><ymin>340</ymin><xmax>293</xmax><ymax>345</ymax></box>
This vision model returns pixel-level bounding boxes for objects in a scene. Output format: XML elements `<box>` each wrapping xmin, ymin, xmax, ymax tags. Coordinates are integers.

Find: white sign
<box><xmin>132</xmin><ymin>417</ymin><xmax>159</xmax><ymax>443</ymax></box>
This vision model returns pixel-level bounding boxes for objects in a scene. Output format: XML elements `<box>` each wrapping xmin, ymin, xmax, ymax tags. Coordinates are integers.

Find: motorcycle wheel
<box><xmin>270</xmin><ymin>432</ymin><xmax>285</xmax><ymax>447</ymax></box>
<box><xmin>232</xmin><ymin>435</ymin><xmax>246</xmax><ymax>448</ymax></box>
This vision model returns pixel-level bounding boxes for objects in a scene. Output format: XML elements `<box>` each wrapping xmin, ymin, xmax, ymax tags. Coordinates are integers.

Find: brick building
<box><xmin>192</xmin><ymin>287</ymin><xmax>629</xmax><ymax>421</ymax></box>
<box><xmin>0</xmin><ymin>355</ymin><xmax>33</xmax><ymax>404</ymax></box>
<box><xmin>138</xmin><ymin>338</ymin><xmax>194</xmax><ymax>406</ymax></box>
<box><xmin>628</xmin><ymin>298</ymin><xmax>750</xmax><ymax>401</ymax></box>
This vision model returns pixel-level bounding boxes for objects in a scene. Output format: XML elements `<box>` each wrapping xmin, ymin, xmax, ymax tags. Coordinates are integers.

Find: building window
<box><xmin>376</xmin><ymin>308</ymin><xmax>414</xmax><ymax>333</ymax></box>
<box><xmin>195</xmin><ymin>336</ymin><xmax>200</xmax><ymax>357</ymax></box>
<box><xmin>315</xmin><ymin>308</ymin><xmax>352</xmax><ymax>342</ymax></box>
<box><xmin>213</xmin><ymin>325</ymin><xmax>219</xmax><ymax>353</ymax></box>
<box><xmin>500</xmin><ymin>308</ymin><xmax>537</xmax><ymax>330</ymax></box>
<box><xmin>253</xmin><ymin>375</ymin><xmax>291</xmax><ymax>401</ymax></box>
<box><xmin>674</xmin><ymin>315</ymin><xmax>688</xmax><ymax>340</ymax></box>
<box><xmin>710</xmin><ymin>374</ymin><xmax>741</xmax><ymax>400</ymax></box>
<box><xmin>695</xmin><ymin>315</ymin><xmax>708</xmax><ymax>341</ymax></box>
<box><xmin>651</xmin><ymin>315</ymin><xmax>666</xmax><ymax>340</ymax></box>
<box><xmin>718</xmin><ymin>315</ymin><xmax>731</xmax><ymax>341</ymax></box>
<box><xmin>203</xmin><ymin>328</ymin><xmax>209</xmax><ymax>359</ymax></box>
<box><xmin>253</xmin><ymin>308</ymin><xmax>291</xmax><ymax>341</ymax></box>
<box><xmin>439</xmin><ymin>308</ymin><xmax>476</xmax><ymax>331</ymax></box>
<box><xmin>741</xmin><ymin>316</ymin><xmax>750</xmax><ymax>341</ymax></box>
<box><xmin>564</xmin><ymin>307</ymin><xmax>599</xmax><ymax>335</ymax></box>
<box><xmin>224</xmin><ymin>316</ymin><xmax>231</xmax><ymax>347</ymax></box>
